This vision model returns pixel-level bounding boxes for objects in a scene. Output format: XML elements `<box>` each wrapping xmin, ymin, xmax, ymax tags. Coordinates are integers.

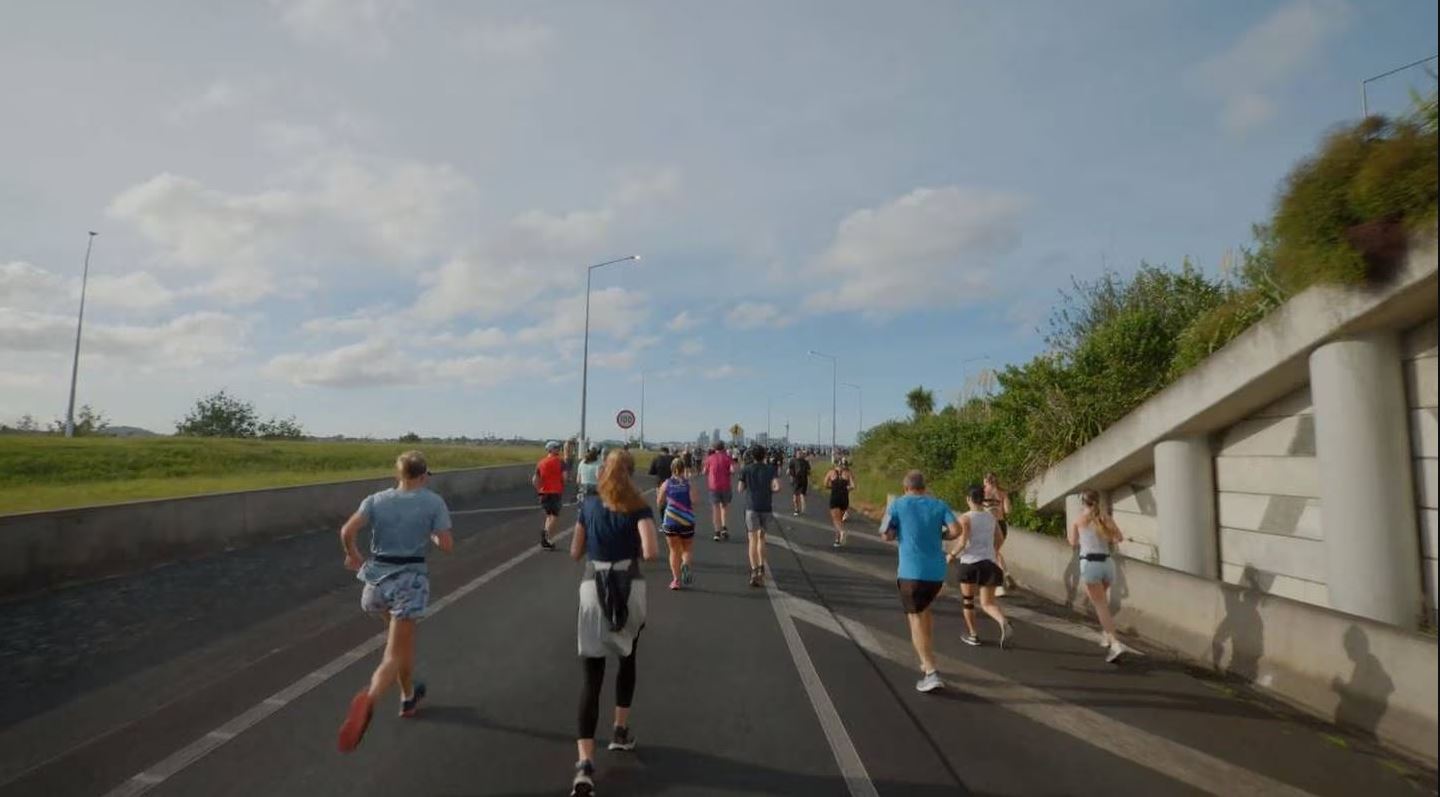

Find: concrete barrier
<box><xmin>1002</xmin><ymin>527</ymin><xmax>1439</xmax><ymax>766</ymax></box>
<box><xmin>0</xmin><ymin>464</ymin><xmax>534</xmax><ymax>596</ymax></box>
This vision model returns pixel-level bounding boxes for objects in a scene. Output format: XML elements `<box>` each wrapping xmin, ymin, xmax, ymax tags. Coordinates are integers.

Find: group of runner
<box><xmin>333</xmin><ymin>444</ymin><xmax>1139</xmax><ymax>795</ymax></box>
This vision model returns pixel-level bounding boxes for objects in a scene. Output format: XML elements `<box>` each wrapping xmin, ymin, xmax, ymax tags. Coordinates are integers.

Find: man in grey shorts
<box><xmin>737</xmin><ymin>445</ymin><xmax>781</xmax><ymax>588</ymax></box>
<box><xmin>336</xmin><ymin>450</ymin><xmax>454</xmax><ymax>752</ymax></box>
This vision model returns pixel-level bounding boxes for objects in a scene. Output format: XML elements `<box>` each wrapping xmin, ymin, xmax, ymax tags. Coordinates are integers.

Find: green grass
<box><xmin>0</xmin><ymin>436</ymin><xmax>544</xmax><ymax>514</ymax></box>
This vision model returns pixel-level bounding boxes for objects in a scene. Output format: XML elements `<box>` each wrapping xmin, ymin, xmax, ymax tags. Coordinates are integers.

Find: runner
<box><xmin>647</xmin><ymin>446</ymin><xmax>675</xmax><ymax>489</ymax></box>
<box><xmin>656</xmin><ymin>459</ymin><xmax>698</xmax><ymax>589</ymax></box>
<box><xmin>577</xmin><ymin>445</ymin><xmax>602</xmax><ymax>501</ymax></box>
<box><xmin>534</xmin><ymin>440</ymin><xmax>567</xmax><ymax>550</ymax></box>
<box><xmin>703</xmin><ymin>442</ymin><xmax>734</xmax><ymax>541</ymax></box>
<box><xmin>823</xmin><ymin>457</ymin><xmax>855</xmax><ymax>547</ymax></box>
<box><xmin>737</xmin><ymin>444</ymin><xmax>781</xmax><ymax>588</ymax></box>
<box><xmin>880</xmin><ymin>470</ymin><xmax>960</xmax><ymax>693</ymax></box>
<box><xmin>1069</xmin><ymin>488</ymin><xmax>1139</xmax><ymax>663</ymax></box>
<box><xmin>983</xmin><ymin>471</ymin><xmax>1013</xmax><ymax>596</ymax></box>
<box><xmin>336</xmin><ymin>451</ymin><xmax>454</xmax><ymax>752</ymax></box>
<box><xmin>569</xmin><ymin>449</ymin><xmax>659</xmax><ymax>795</ymax></box>
<box><xmin>787</xmin><ymin>449</ymin><xmax>811</xmax><ymax>516</ymax></box>
<box><xmin>948</xmin><ymin>485</ymin><xmax>1014</xmax><ymax>648</ymax></box>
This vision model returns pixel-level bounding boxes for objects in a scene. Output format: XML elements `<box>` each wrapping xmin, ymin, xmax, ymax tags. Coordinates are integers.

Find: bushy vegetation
<box><xmin>176</xmin><ymin>390</ymin><xmax>306</xmax><ymax>439</ymax></box>
<box><xmin>854</xmin><ymin>93</ymin><xmax>1438</xmax><ymax>533</ymax></box>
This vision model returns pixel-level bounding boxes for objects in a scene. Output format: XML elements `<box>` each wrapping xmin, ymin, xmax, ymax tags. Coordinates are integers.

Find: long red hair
<box><xmin>598</xmin><ymin>450</ymin><xmax>647</xmax><ymax>513</ymax></box>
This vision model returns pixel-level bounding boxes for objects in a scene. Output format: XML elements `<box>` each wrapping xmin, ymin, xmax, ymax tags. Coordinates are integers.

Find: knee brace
<box><xmin>962</xmin><ymin>596</ymin><xmax>976</xmax><ymax>610</ymax></box>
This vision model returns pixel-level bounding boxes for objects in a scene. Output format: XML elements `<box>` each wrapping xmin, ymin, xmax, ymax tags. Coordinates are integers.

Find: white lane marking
<box><xmin>762</xmin><ymin>569</ymin><xmax>880</xmax><ymax>797</ymax></box>
<box><xmin>103</xmin><ymin>530</ymin><xmax>574</xmax><ymax>797</ymax></box>
<box><xmin>769</xmin><ymin>537</ymin><xmax>1320</xmax><ymax>797</ymax></box>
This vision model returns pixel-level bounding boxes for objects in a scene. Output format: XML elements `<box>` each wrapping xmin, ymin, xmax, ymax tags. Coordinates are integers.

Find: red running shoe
<box><xmin>337</xmin><ymin>690</ymin><xmax>374</xmax><ymax>752</ymax></box>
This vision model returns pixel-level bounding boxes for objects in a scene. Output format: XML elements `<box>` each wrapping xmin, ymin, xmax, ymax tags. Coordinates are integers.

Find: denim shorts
<box><xmin>361</xmin><ymin>571</ymin><xmax>431</xmax><ymax>619</ymax></box>
<box><xmin>1079</xmin><ymin>557</ymin><xmax>1116</xmax><ymax>585</ymax></box>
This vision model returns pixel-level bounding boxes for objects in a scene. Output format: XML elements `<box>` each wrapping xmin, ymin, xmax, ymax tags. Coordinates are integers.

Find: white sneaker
<box><xmin>1098</xmin><ymin>631</ymin><xmax>1112</xmax><ymax>648</ymax></box>
<box><xmin>999</xmin><ymin>622</ymin><xmax>1014</xmax><ymax>650</ymax></box>
<box><xmin>915</xmin><ymin>671</ymin><xmax>944</xmax><ymax>693</ymax></box>
<box><xmin>994</xmin><ymin>585</ymin><xmax>1008</xmax><ymax>597</ymax></box>
<box><xmin>1106</xmin><ymin>640</ymin><xmax>1136</xmax><ymax>663</ymax></box>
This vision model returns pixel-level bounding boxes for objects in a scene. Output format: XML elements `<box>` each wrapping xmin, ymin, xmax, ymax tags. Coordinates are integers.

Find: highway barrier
<box><xmin>0</xmin><ymin>464</ymin><xmax>533</xmax><ymax>597</ymax></box>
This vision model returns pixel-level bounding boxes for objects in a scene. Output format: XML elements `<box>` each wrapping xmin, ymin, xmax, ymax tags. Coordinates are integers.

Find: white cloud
<box><xmin>108</xmin><ymin>147</ymin><xmax>475</xmax><ymax>303</ymax></box>
<box><xmin>803</xmin><ymin>186</ymin><xmax>1024</xmax><ymax>316</ymax></box>
<box><xmin>169</xmin><ymin>79</ymin><xmax>250</xmax><ymax>122</ymax></box>
<box><xmin>512</xmin><ymin>287</ymin><xmax>649</xmax><ymax>345</ymax></box>
<box><xmin>705</xmin><ymin>364</ymin><xmax>742</xmax><ymax>380</ymax></box>
<box><xmin>88</xmin><ymin>272</ymin><xmax>177</xmax><ymax>312</ymax></box>
<box><xmin>612</xmin><ymin>167</ymin><xmax>682</xmax><ymax>208</ymax></box>
<box><xmin>2</xmin><ymin>260</ymin><xmax>176</xmax><ymax>313</ymax></box>
<box><xmin>0</xmin><ymin>261</ymin><xmax>69</xmax><ymax>310</ymax></box>
<box><xmin>666</xmin><ymin>310</ymin><xmax>699</xmax><ymax>332</ymax></box>
<box><xmin>270</xmin><ymin>0</ymin><xmax>411</xmax><ymax>51</ymax></box>
<box><xmin>1186</xmin><ymin>0</ymin><xmax>1350</xmax><ymax>134</ymax></box>
<box><xmin>0</xmin><ymin>307</ymin><xmax>249</xmax><ymax>367</ymax></box>
<box><xmin>459</xmin><ymin>20</ymin><xmax>555</xmax><ymax>59</ymax></box>
<box><xmin>726</xmin><ymin>301</ymin><xmax>793</xmax><ymax>330</ymax></box>
<box><xmin>679</xmin><ymin>338</ymin><xmax>704</xmax><ymax>356</ymax></box>
<box><xmin>264</xmin><ymin>337</ymin><xmax>549</xmax><ymax>388</ymax></box>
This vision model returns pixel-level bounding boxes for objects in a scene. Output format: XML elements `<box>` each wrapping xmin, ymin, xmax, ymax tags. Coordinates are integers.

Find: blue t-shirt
<box><xmin>884</xmin><ymin>494</ymin><xmax>956</xmax><ymax>582</ymax></box>
<box><xmin>579</xmin><ymin>496</ymin><xmax>654</xmax><ymax>562</ymax></box>
<box><xmin>739</xmin><ymin>463</ymin><xmax>778</xmax><ymax>512</ymax></box>
<box><xmin>356</xmin><ymin>487</ymin><xmax>452</xmax><ymax>585</ymax></box>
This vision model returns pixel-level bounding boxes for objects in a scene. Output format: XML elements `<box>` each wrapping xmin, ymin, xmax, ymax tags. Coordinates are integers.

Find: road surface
<box><xmin>0</xmin><ymin>482</ymin><xmax>1433</xmax><ymax>796</ymax></box>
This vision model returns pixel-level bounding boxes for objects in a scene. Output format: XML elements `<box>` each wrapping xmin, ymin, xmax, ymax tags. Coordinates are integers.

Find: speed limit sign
<box><xmin>616</xmin><ymin>409</ymin><xmax>637</xmax><ymax>430</ymax></box>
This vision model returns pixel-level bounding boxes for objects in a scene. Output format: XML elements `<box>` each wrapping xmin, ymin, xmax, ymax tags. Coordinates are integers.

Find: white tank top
<box><xmin>1078</xmin><ymin>524</ymin><xmax>1110</xmax><ymax>557</ymax></box>
<box><xmin>959</xmin><ymin>510</ymin><xmax>998</xmax><ymax>564</ymax></box>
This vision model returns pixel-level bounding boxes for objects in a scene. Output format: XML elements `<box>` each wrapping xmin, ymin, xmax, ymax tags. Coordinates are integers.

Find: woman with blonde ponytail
<box><xmin>1068</xmin><ymin>489</ymin><xmax>1139</xmax><ymax>663</ymax></box>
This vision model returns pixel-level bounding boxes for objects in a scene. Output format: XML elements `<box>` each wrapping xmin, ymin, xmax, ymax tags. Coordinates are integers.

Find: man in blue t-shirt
<box><xmin>336</xmin><ymin>450</ymin><xmax>454</xmax><ymax>752</ymax></box>
<box><xmin>881</xmin><ymin>469</ymin><xmax>960</xmax><ymax>694</ymax></box>
<box><xmin>737</xmin><ymin>445</ymin><xmax>781</xmax><ymax>588</ymax></box>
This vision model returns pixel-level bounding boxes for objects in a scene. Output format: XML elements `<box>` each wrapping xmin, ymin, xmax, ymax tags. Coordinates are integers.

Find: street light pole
<box><xmin>578</xmin><ymin>255</ymin><xmax>640</xmax><ymax>450</ymax></box>
<box><xmin>1361</xmin><ymin>54</ymin><xmax>1438</xmax><ymax>118</ymax></box>
<box><xmin>841</xmin><ymin>382</ymin><xmax>862</xmax><ymax>443</ymax></box>
<box><xmin>639</xmin><ymin>369</ymin><xmax>646</xmax><ymax>450</ymax></box>
<box><xmin>64</xmin><ymin>231</ymin><xmax>98</xmax><ymax>438</ymax></box>
<box><xmin>808</xmin><ymin>350</ymin><xmax>837</xmax><ymax>457</ymax></box>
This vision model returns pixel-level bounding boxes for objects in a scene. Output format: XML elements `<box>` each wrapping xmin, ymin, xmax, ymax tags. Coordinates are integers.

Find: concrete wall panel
<box><xmin>1220</xmin><ymin>527</ymin><xmax>1328</xmax><ymax>583</ymax></box>
<box><xmin>1218</xmin><ymin>415</ymin><xmax>1316</xmax><ymax>457</ymax></box>
<box><xmin>1416</xmin><ymin>458</ymin><xmax>1438</xmax><ymax>510</ymax></box>
<box><xmin>1411</xmin><ymin>408</ymin><xmax>1439</xmax><ymax>458</ymax></box>
<box><xmin>1403</xmin><ymin>317</ymin><xmax>1438</xmax><ymax>359</ymax></box>
<box><xmin>1215</xmin><ymin>456</ymin><xmax>1319</xmax><ymax>498</ymax></box>
<box><xmin>1217</xmin><ymin>492</ymin><xmax>1322</xmax><ymax>539</ymax></box>
<box><xmin>1221</xmin><ymin>562</ymin><xmax>1330</xmax><ymax>607</ymax></box>
<box><xmin>1252</xmin><ymin>387</ymin><xmax>1315</xmax><ymax>418</ymax></box>
<box><xmin>1405</xmin><ymin>359</ymin><xmax>1437</xmax><ymax>408</ymax></box>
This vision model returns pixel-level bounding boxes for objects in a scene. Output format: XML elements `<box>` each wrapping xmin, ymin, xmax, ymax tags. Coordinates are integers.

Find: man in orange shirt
<box><xmin>534</xmin><ymin>440</ymin><xmax>568</xmax><ymax>550</ymax></box>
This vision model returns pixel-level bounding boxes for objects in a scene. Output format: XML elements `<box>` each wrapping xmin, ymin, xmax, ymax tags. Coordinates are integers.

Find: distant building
<box><xmin>698</xmin><ymin>431</ymin><xmax>710</xmax><ymax>449</ymax></box>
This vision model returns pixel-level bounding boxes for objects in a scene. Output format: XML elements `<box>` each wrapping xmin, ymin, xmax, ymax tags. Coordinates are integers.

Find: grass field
<box><xmin>0</xmin><ymin>437</ymin><xmax>546</xmax><ymax>514</ymax></box>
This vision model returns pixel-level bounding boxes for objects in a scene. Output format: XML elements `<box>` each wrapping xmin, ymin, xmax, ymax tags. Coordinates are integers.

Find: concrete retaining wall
<box><xmin>1404</xmin><ymin>317</ymin><xmax>1439</xmax><ymax>627</ymax></box>
<box><xmin>0</xmin><ymin>464</ymin><xmax>534</xmax><ymax>596</ymax></box>
<box><xmin>1003</xmin><ymin>527</ymin><xmax>1439</xmax><ymax>766</ymax></box>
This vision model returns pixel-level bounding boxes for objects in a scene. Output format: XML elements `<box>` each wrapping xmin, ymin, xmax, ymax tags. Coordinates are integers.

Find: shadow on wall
<box><xmin>1331</xmin><ymin>624</ymin><xmax>1395</xmax><ymax>739</ymax></box>
<box><xmin>1210</xmin><ymin>565</ymin><xmax>1270</xmax><ymax>681</ymax></box>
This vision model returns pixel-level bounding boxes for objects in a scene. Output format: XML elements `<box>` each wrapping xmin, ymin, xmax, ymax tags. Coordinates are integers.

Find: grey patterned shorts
<box><xmin>361</xmin><ymin>571</ymin><xmax>431</xmax><ymax>620</ymax></box>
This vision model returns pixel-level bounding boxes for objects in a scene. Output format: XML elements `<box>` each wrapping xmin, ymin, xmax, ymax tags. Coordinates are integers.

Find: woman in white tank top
<box><xmin>946</xmin><ymin>486</ymin><xmax>1013</xmax><ymax>648</ymax></box>
<box><xmin>1068</xmin><ymin>489</ymin><xmax>1138</xmax><ymax>663</ymax></box>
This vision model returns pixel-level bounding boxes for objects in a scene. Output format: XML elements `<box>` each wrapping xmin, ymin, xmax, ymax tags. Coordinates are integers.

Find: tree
<box><xmin>905</xmin><ymin>387</ymin><xmax>935</xmax><ymax>419</ymax></box>
<box><xmin>176</xmin><ymin>390</ymin><xmax>260</xmax><ymax>437</ymax></box>
<box><xmin>729</xmin><ymin>423</ymin><xmax>744</xmax><ymax>444</ymax></box>
<box><xmin>258</xmin><ymin>415</ymin><xmax>306</xmax><ymax>440</ymax></box>
<box><xmin>399</xmin><ymin>431</ymin><xmax>422</xmax><ymax>443</ymax></box>
<box><xmin>16</xmin><ymin>414</ymin><xmax>38</xmax><ymax>432</ymax></box>
<box><xmin>50</xmin><ymin>404</ymin><xmax>110</xmax><ymax>436</ymax></box>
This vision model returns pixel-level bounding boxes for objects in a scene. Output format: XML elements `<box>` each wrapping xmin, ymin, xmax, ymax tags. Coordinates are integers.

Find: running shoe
<box><xmin>681</xmin><ymin>563</ymin><xmax>693</xmax><ymax>586</ymax></box>
<box><xmin>832</xmin><ymin>539</ymin><xmax>842</xmax><ymax>548</ymax></box>
<box><xmin>336</xmin><ymin>690</ymin><xmax>374</xmax><ymax>752</ymax></box>
<box><xmin>748</xmin><ymin>568</ymin><xmax>762</xmax><ymax>588</ymax></box>
<box><xmin>793</xmin><ymin>511</ymin><xmax>800</xmax><ymax>516</ymax></box>
<box><xmin>669</xmin><ymin>578</ymin><xmax>680</xmax><ymax>591</ymax></box>
<box><xmin>608</xmin><ymin>725</ymin><xmax>637</xmax><ymax>751</ymax></box>
<box><xmin>721</xmin><ymin>529</ymin><xmax>730</xmax><ymax>540</ymax></box>
<box><xmin>712</xmin><ymin>531</ymin><xmax>723</xmax><ymax>542</ymax></box>
<box><xmin>994</xmin><ymin>584</ymin><xmax>1008</xmax><ymax>597</ymax></box>
<box><xmin>915</xmin><ymin>671</ymin><xmax>944</xmax><ymax>693</ymax></box>
<box><xmin>999</xmin><ymin>622</ymin><xmax>1015</xmax><ymax>650</ymax></box>
<box><xmin>1098</xmin><ymin>631</ymin><xmax>1112</xmax><ymax>648</ymax></box>
<box><xmin>399</xmin><ymin>681</ymin><xmax>427</xmax><ymax>718</ymax></box>
<box><xmin>571</xmin><ymin>759</ymin><xmax>595</xmax><ymax>797</ymax></box>
<box><xmin>960</xmin><ymin>633</ymin><xmax>981</xmax><ymax>647</ymax></box>
<box><xmin>1105</xmin><ymin>641</ymin><xmax>1129</xmax><ymax>663</ymax></box>
<box><xmin>540</xmin><ymin>535</ymin><xmax>556</xmax><ymax>550</ymax></box>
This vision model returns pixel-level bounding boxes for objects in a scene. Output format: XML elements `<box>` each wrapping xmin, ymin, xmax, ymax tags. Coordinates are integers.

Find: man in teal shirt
<box><xmin>881</xmin><ymin>470</ymin><xmax>960</xmax><ymax>693</ymax></box>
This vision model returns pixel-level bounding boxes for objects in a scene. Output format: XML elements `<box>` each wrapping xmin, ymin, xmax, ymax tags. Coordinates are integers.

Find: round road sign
<box><xmin>616</xmin><ymin>409</ymin><xmax>637</xmax><ymax>430</ymax></box>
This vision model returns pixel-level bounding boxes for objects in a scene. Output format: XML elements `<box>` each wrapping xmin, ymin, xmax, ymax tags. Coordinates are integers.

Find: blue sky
<box><xmin>1</xmin><ymin>1</ymin><xmax>1436</xmax><ymax>443</ymax></box>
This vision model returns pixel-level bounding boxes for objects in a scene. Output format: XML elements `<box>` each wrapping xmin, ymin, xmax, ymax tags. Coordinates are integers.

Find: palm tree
<box><xmin>728</xmin><ymin>423</ymin><xmax>744</xmax><ymax>444</ymax></box>
<box><xmin>905</xmin><ymin>387</ymin><xmax>935</xmax><ymax>419</ymax></box>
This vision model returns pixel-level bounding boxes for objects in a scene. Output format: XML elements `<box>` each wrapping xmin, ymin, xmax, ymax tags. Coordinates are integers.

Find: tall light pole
<box><xmin>578</xmin><ymin>255</ymin><xmax>640</xmax><ymax>450</ymax></box>
<box><xmin>64</xmin><ymin>231</ymin><xmax>98</xmax><ymax>438</ymax></box>
<box><xmin>639</xmin><ymin>368</ymin><xmax>647</xmax><ymax>449</ymax></box>
<box><xmin>808</xmin><ymin>350</ymin><xmax>837</xmax><ymax>457</ymax></box>
<box><xmin>841</xmin><ymin>382</ymin><xmax>862</xmax><ymax>443</ymax></box>
<box><xmin>1361</xmin><ymin>54</ymin><xmax>1437</xmax><ymax>118</ymax></box>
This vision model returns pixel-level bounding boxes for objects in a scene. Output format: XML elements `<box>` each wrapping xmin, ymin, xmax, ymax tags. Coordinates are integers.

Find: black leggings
<box><xmin>577</xmin><ymin>640</ymin><xmax>639</xmax><ymax>739</ymax></box>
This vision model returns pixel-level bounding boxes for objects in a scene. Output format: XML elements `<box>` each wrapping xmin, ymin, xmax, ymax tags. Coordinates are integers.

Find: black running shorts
<box><xmin>957</xmin><ymin>559</ymin><xmax>1004</xmax><ymax>587</ymax></box>
<box><xmin>793</xmin><ymin>479</ymin><xmax>809</xmax><ymax>496</ymax></box>
<box><xmin>897</xmin><ymin>579</ymin><xmax>944</xmax><ymax>614</ymax></box>
<box><xmin>539</xmin><ymin>493</ymin><xmax>563</xmax><ymax>516</ymax></box>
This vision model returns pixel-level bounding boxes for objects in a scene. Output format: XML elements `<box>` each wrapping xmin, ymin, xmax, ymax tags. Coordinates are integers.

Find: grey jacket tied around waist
<box><xmin>588</xmin><ymin>559</ymin><xmax>639</xmax><ymax>633</ymax></box>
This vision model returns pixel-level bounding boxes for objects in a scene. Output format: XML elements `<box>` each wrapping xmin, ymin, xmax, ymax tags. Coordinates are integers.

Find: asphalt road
<box><xmin>0</xmin><ymin>481</ymin><xmax>1433</xmax><ymax>796</ymax></box>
